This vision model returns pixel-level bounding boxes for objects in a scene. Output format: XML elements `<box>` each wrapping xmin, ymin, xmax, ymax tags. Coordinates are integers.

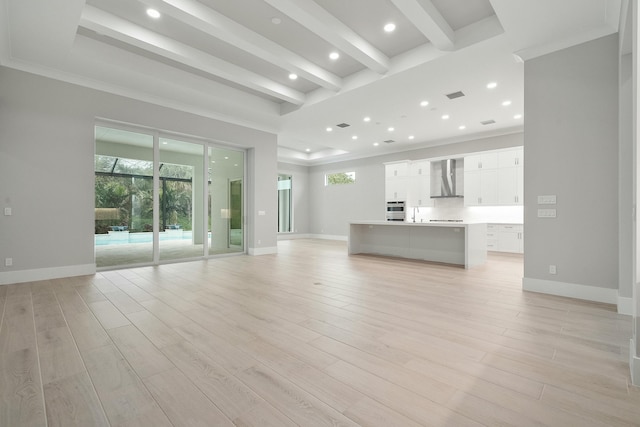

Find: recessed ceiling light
<box><xmin>352</xmin><ymin>136</ymin><xmax>358</xmax><ymax>140</ymax></box>
<box><xmin>420</xmin><ymin>101</ymin><xmax>429</xmax><ymax>107</ymax></box>
<box><xmin>487</xmin><ymin>82</ymin><xmax>497</xmax><ymax>89</ymax></box>
<box><xmin>288</xmin><ymin>73</ymin><xmax>298</xmax><ymax>80</ymax></box>
<box><xmin>224</xmin><ymin>156</ymin><xmax>229</xmax><ymax>160</ymax></box>
<box><xmin>408</xmin><ymin>135</ymin><xmax>414</xmax><ymax>140</ymax></box>
<box><xmin>459</xmin><ymin>125</ymin><xmax>466</xmax><ymax>130</ymax></box>
<box><xmin>373</xmin><ymin>142</ymin><xmax>379</xmax><ymax>146</ymax></box>
<box><xmin>162</xmin><ymin>141</ymin><xmax>168</xmax><ymax>145</ymax></box>
<box><xmin>441</xmin><ymin>114</ymin><xmax>450</xmax><ymax>120</ymax></box>
<box><xmin>326</xmin><ymin>127</ymin><xmax>333</xmax><ymax>132</ymax></box>
<box><xmin>363</xmin><ymin>116</ymin><xmax>371</xmax><ymax>122</ymax></box>
<box><xmin>305</xmin><ymin>148</ymin><xmax>311</xmax><ymax>152</ymax></box>
<box><xmin>271</xmin><ymin>17</ymin><xmax>282</xmax><ymax>25</ymax></box>
<box><xmin>384</xmin><ymin>23</ymin><xmax>396</xmax><ymax>32</ymax></box>
<box><xmin>514</xmin><ymin>114</ymin><xmax>523</xmax><ymax>119</ymax></box>
<box><xmin>234</xmin><ymin>164</ymin><xmax>238</xmax><ymax>167</ymax></box>
<box><xmin>329</xmin><ymin>52</ymin><xmax>340</xmax><ymax>60</ymax></box>
<box><xmin>502</xmin><ymin>100</ymin><xmax>512</xmax><ymax>106</ymax></box>
<box><xmin>146</xmin><ymin>8</ymin><xmax>161</xmax><ymax>18</ymax></box>
<box><xmin>387</xmin><ymin>127</ymin><xmax>394</xmax><ymax>132</ymax></box>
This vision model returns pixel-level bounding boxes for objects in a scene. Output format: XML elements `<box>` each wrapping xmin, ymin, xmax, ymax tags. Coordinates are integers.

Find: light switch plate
<box><xmin>258</xmin><ymin>210</ymin><xmax>266</xmax><ymax>216</ymax></box>
<box><xmin>4</xmin><ymin>207</ymin><xmax>11</xmax><ymax>216</ymax></box>
<box><xmin>538</xmin><ymin>208</ymin><xmax>557</xmax><ymax>218</ymax></box>
<box><xmin>537</xmin><ymin>195</ymin><xmax>557</xmax><ymax>205</ymax></box>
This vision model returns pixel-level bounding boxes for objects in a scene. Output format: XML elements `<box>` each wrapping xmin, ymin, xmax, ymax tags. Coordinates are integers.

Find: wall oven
<box><xmin>386</xmin><ymin>201</ymin><xmax>405</xmax><ymax>221</ymax></box>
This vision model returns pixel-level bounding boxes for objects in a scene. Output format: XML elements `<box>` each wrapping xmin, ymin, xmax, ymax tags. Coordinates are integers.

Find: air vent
<box><xmin>383</xmin><ymin>139</ymin><xmax>395</xmax><ymax>143</ymax></box>
<box><xmin>446</xmin><ymin>91</ymin><xmax>465</xmax><ymax>100</ymax></box>
<box><xmin>480</xmin><ymin>119</ymin><xmax>496</xmax><ymax>125</ymax></box>
<box><xmin>336</xmin><ymin>123</ymin><xmax>350</xmax><ymax>128</ymax></box>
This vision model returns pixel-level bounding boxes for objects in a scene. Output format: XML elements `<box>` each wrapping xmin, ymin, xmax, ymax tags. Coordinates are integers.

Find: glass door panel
<box><xmin>159</xmin><ymin>138</ymin><xmax>205</xmax><ymax>261</ymax></box>
<box><xmin>278</xmin><ymin>174</ymin><xmax>292</xmax><ymax>233</ymax></box>
<box><xmin>208</xmin><ymin>147</ymin><xmax>244</xmax><ymax>254</ymax></box>
<box><xmin>95</xmin><ymin>127</ymin><xmax>154</xmax><ymax>268</ymax></box>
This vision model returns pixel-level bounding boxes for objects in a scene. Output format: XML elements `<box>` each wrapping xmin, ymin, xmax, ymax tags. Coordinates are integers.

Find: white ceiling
<box><xmin>0</xmin><ymin>0</ymin><xmax>627</xmax><ymax>165</ymax></box>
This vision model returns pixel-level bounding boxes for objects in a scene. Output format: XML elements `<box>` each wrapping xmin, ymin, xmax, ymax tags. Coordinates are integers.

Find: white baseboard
<box><xmin>522</xmin><ymin>277</ymin><xmax>618</xmax><ymax>305</ymax></box>
<box><xmin>0</xmin><ymin>264</ymin><xmax>96</xmax><ymax>285</ymax></box>
<box><xmin>248</xmin><ymin>246</ymin><xmax>278</xmax><ymax>256</ymax></box>
<box><xmin>308</xmin><ymin>234</ymin><xmax>348</xmax><ymax>241</ymax></box>
<box><xmin>631</xmin><ymin>339</ymin><xmax>640</xmax><ymax>387</ymax></box>
<box><xmin>277</xmin><ymin>233</ymin><xmax>313</xmax><ymax>240</ymax></box>
<box><xmin>617</xmin><ymin>296</ymin><xmax>634</xmax><ymax>315</ymax></box>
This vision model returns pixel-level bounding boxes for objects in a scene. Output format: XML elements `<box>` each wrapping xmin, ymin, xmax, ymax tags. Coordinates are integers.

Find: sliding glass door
<box><xmin>95</xmin><ymin>125</ymin><xmax>244</xmax><ymax>268</ymax></box>
<box><xmin>95</xmin><ymin>127</ymin><xmax>155</xmax><ymax>268</ymax></box>
<box><xmin>159</xmin><ymin>138</ymin><xmax>205</xmax><ymax>261</ymax></box>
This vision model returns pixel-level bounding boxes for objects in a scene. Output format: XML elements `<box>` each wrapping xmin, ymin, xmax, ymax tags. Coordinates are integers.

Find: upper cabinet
<box><xmin>385</xmin><ymin>161</ymin><xmax>409</xmax><ymax>179</ymax></box>
<box><xmin>464</xmin><ymin>147</ymin><xmax>523</xmax><ymax>207</ymax></box>
<box><xmin>497</xmin><ymin>148</ymin><xmax>524</xmax><ymax>205</ymax></box>
<box><xmin>384</xmin><ymin>147</ymin><xmax>523</xmax><ymax>207</ymax></box>
<box><xmin>464</xmin><ymin>152</ymin><xmax>498</xmax><ymax>171</ymax></box>
<box><xmin>408</xmin><ymin>160</ymin><xmax>433</xmax><ymax>207</ymax></box>
<box><xmin>385</xmin><ymin>161</ymin><xmax>409</xmax><ymax>201</ymax></box>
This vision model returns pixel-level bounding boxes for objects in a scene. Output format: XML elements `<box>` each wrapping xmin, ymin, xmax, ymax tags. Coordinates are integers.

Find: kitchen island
<box><xmin>348</xmin><ymin>221</ymin><xmax>487</xmax><ymax>268</ymax></box>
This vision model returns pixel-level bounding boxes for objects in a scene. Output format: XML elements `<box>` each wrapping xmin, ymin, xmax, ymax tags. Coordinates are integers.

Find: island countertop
<box><xmin>348</xmin><ymin>221</ymin><xmax>487</xmax><ymax>268</ymax></box>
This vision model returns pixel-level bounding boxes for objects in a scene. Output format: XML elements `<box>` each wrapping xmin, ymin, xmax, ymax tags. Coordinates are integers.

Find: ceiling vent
<box><xmin>383</xmin><ymin>139</ymin><xmax>395</xmax><ymax>143</ymax></box>
<box><xmin>480</xmin><ymin>119</ymin><xmax>496</xmax><ymax>125</ymax></box>
<box><xmin>336</xmin><ymin>123</ymin><xmax>350</xmax><ymax>128</ymax></box>
<box><xmin>446</xmin><ymin>91</ymin><xmax>465</xmax><ymax>100</ymax></box>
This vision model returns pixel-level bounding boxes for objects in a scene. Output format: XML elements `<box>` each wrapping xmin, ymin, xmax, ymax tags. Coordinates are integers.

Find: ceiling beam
<box><xmin>80</xmin><ymin>5</ymin><xmax>306</xmax><ymax>105</ymax></box>
<box><xmin>263</xmin><ymin>0</ymin><xmax>389</xmax><ymax>74</ymax></box>
<box><xmin>390</xmin><ymin>0</ymin><xmax>455</xmax><ymax>51</ymax></box>
<box><xmin>146</xmin><ymin>0</ymin><xmax>341</xmax><ymax>91</ymax></box>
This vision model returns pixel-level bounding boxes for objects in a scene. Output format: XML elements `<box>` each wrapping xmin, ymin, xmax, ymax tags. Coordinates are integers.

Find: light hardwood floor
<box><xmin>1</xmin><ymin>239</ymin><xmax>638</xmax><ymax>426</ymax></box>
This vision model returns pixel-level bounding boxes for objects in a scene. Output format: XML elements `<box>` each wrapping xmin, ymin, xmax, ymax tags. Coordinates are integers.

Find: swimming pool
<box><xmin>95</xmin><ymin>231</ymin><xmax>195</xmax><ymax>245</ymax></box>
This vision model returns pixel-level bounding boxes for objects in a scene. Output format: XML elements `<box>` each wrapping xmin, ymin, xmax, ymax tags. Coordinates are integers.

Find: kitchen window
<box><xmin>325</xmin><ymin>171</ymin><xmax>356</xmax><ymax>186</ymax></box>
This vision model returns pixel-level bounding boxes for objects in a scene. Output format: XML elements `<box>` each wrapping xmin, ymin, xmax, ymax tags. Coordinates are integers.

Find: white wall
<box><xmin>620</xmin><ymin>53</ymin><xmax>634</xmax><ymax>303</ymax></box>
<box><xmin>523</xmin><ymin>34</ymin><xmax>619</xmax><ymax>301</ymax></box>
<box><xmin>0</xmin><ymin>66</ymin><xmax>278</xmax><ymax>284</ymax></box>
<box><xmin>306</xmin><ymin>133</ymin><xmax>523</xmax><ymax>238</ymax></box>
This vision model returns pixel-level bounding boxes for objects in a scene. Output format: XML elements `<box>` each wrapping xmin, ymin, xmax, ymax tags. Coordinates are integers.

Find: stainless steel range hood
<box><xmin>430</xmin><ymin>158</ymin><xmax>464</xmax><ymax>198</ymax></box>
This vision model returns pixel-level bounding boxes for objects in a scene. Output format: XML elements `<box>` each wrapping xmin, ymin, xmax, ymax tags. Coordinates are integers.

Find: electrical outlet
<box><xmin>549</xmin><ymin>264</ymin><xmax>557</xmax><ymax>275</ymax></box>
<box><xmin>5</xmin><ymin>258</ymin><xmax>13</xmax><ymax>267</ymax></box>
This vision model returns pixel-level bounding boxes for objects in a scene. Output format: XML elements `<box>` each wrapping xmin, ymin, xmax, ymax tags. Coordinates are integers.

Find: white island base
<box><xmin>348</xmin><ymin>221</ymin><xmax>487</xmax><ymax>268</ymax></box>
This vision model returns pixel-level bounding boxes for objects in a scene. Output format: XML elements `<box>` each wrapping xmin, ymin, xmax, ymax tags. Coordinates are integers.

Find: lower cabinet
<box><xmin>487</xmin><ymin>224</ymin><xmax>523</xmax><ymax>253</ymax></box>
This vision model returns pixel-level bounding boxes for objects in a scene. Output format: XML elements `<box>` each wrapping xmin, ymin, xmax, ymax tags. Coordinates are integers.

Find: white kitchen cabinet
<box><xmin>498</xmin><ymin>148</ymin><xmax>523</xmax><ymax>168</ymax></box>
<box><xmin>487</xmin><ymin>224</ymin><xmax>524</xmax><ymax>253</ymax></box>
<box><xmin>498</xmin><ymin>166</ymin><xmax>524</xmax><ymax>205</ymax></box>
<box><xmin>385</xmin><ymin>161</ymin><xmax>409</xmax><ymax>178</ymax></box>
<box><xmin>464</xmin><ymin>168</ymin><xmax>498</xmax><ymax>206</ymax></box>
<box><xmin>385</xmin><ymin>178</ymin><xmax>407</xmax><ymax>201</ymax></box>
<box><xmin>464</xmin><ymin>152</ymin><xmax>498</xmax><ymax>171</ymax></box>
<box><xmin>497</xmin><ymin>148</ymin><xmax>524</xmax><ymax>205</ymax></box>
<box><xmin>498</xmin><ymin>224</ymin><xmax>524</xmax><ymax>253</ymax></box>
<box><xmin>408</xmin><ymin>160</ymin><xmax>433</xmax><ymax>207</ymax></box>
<box><xmin>385</xmin><ymin>161</ymin><xmax>410</xmax><ymax>201</ymax></box>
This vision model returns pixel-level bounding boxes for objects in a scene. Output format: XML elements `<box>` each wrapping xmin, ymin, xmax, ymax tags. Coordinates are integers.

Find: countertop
<box><xmin>350</xmin><ymin>220</ymin><xmax>485</xmax><ymax>227</ymax></box>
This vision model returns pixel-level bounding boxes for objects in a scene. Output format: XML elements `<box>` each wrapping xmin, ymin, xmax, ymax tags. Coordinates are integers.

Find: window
<box><xmin>278</xmin><ymin>174</ymin><xmax>292</xmax><ymax>232</ymax></box>
<box><xmin>325</xmin><ymin>171</ymin><xmax>356</xmax><ymax>186</ymax></box>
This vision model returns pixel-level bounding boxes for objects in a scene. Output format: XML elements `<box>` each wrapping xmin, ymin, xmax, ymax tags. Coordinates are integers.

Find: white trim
<box><xmin>618</xmin><ymin>296</ymin><xmax>634</xmax><ymax>315</ymax></box>
<box><xmin>248</xmin><ymin>246</ymin><xmax>278</xmax><ymax>256</ymax></box>
<box><xmin>277</xmin><ymin>233</ymin><xmax>313</xmax><ymax>240</ymax></box>
<box><xmin>522</xmin><ymin>277</ymin><xmax>618</xmax><ymax>305</ymax></box>
<box><xmin>0</xmin><ymin>264</ymin><xmax>96</xmax><ymax>285</ymax></box>
<box><xmin>309</xmin><ymin>234</ymin><xmax>348</xmax><ymax>241</ymax></box>
<box><xmin>631</xmin><ymin>339</ymin><xmax>640</xmax><ymax>387</ymax></box>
